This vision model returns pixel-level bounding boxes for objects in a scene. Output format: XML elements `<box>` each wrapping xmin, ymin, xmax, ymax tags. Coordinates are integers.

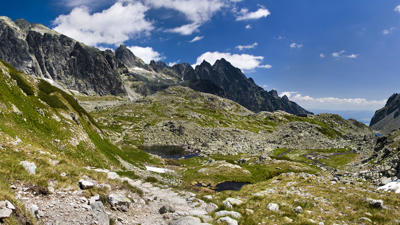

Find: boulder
<box><xmin>215</xmin><ymin>210</ymin><xmax>241</xmax><ymax>219</ymax></box>
<box><xmin>159</xmin><ymin>205</ymin><xmax>175</xmax><ymax>214</ymax></box>
<box><xmin>205</xmin><ymin>203</ymin><xmax>218</xmax><ymax>213</ymax></box>
<box><xmin>0</xmin><ymin>201</ymin><xmax>14</xmax><ymax>219</ymax></box>
<box><xmin>0</xmin><ymin>208</ymin><xmax>12</xmax><ymax>219</ymax></box>
<box><xmin>223</xmin><ymin>198</ymin><xmax>243</xmax><ymax>206</ymax></box>
<box><xmin>79</xmin><ymin>179</ymin><xmax>95</xmax><ymax>190</ymax></box>
<box><xmin>217</xmin><ymin>216</ymin><xmax>238</xmax><ymax>225</ymax></box>
<box><xmin>170</xmin><ymin>216</ymin><xmax>210</xmax><ymax>225</ymax></box>
<box><xmin>19</xmin><ymin>161</ymin><xmax>36</xmax><ymax>175</ymax></box>
<box><xmin>91</xmin><ymin>201</ymin><xmax>110</xmax><ymax>225</ymax></box>
<box><xmin>366</xmin><ymin>198</ymin><xmax>383</xmax><ymax>209</ymax></box>
<box><xmin>293</xmin><ymin>206</ymin><xmax>303</xmax><ymax>213</ymax></box>
<box><xmin>267</xmin><ymin>203</ymin><xmax>279</xmax><ymax>212</ymax></box>
<box><xmin>108</xmin><ymin>193</ymin><xmax>131</xmax><ymax>212</ymax></box>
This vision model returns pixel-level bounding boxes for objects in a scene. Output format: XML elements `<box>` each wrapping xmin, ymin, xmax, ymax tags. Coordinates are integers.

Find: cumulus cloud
<box><xmin>280</xmin><ymin>92</ymin><xmax>386</xmax><ymax>111</ymax></box>
<box><xmin>53</xmin><ymin>2</ymin><xmax>153</xmax><ymax>46</ymax></box>
<box><xmin>395</xmin><ymin>5</ymin><xmax>400</xmax><ymax>13</ymax></box>
<box><xmin>146</xmin><ymin>0</ymin><xmax>226</xmax><ymax>35</ymax></box>
<box><xmin>245</xmin><ymin>24</ymin><xmax>252</xmax><ymax>29</ymax></box>
<box><xmin>54</xmin><ymin>0</ymin><xmax>228</xmax><ymax>47</ymax></box>
<box><xmin>332</xmin><ymin>50</ymin><xmax>358</xmax><ymax>59</ymax></box>
<box><xmin>320</xmin><ymin>53</ymin><xmax>325</xmax><ymax>58</ymax></box>
<box><xmin>127</xmin><ymin>46</ymin><xmax>163</xmax><ymax>63</ymax></box>
<box><xmin>290</xmin><ymin>42</ymin><xmax>303</xmax><ymax>49</ymax></box>
<box><xmin>194</xmin><ymin>51</ymin><xmax>271</xmax><ymax>70</ymax></box>
<box><xmin>235</xmin><ymin>42</ymin><xmax>258</xmax><ymax>51</ymax></box>
<box><xmin>189</xmin><ymin>36</ymin><xmax>204</xmax><ymax>43</ymax></box>
<box><xmin>236</xmin><ymin>7</ymin><xmax>270</xmax><ymax>21</ymax></box>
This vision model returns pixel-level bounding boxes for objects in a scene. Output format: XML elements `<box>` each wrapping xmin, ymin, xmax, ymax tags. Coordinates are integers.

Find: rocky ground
<box><xmin>0</xmin><ymin>60</ymin><xmax>399</xmax><ymax>224</ymax></box>
<box><xmin>90</xmin><ymin>86</ymin><xmax>374</xmax><ymax>156</ymax></box>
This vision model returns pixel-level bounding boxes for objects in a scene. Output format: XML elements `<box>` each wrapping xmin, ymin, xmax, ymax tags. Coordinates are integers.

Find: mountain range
<box><xmin>0</xmin><ymin>16</ymin><xmax>310</xmax><ymax>115</ymax></box>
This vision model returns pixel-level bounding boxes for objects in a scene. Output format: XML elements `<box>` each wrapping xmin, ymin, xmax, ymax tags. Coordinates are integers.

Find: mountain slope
<box><xmin>370</xmin><ymin>93</ymin><xmax>400</xmax><ymax>134</ymax></box>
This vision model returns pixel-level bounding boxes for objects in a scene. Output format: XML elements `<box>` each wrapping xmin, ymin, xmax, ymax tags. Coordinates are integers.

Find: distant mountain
<box><xmin>370</xmin><ymin>93</ymin><xmax>400</xmax><ymax>134</ymax></box>
<box><xmin>0</xmin><ymin>16</ymin><xmax>310</xmax><ymax>115</ymax></box>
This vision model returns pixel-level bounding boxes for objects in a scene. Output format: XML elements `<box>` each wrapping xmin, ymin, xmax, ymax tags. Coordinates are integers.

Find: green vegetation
<box><xmin>271</xmin><ymin>148</ymin><xmax>358</xmax><ymax>169</ymax></box>
<box><xmin>4</xmin><ymin>62</ymin><xmax>35</xmax><ymax>96</ymax></box>
<box><xmin>38</xmin><ymin>90</ymin><xmax>68</xmax><ymax>109</ymax></box>
<box><xmin>173</xmin><ymin>153</ymin><xmax>317</xmax><ymax>189</ymax></box>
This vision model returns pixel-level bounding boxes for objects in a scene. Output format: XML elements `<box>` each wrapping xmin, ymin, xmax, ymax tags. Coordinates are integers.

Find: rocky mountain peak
<box><xmin>370</xmin><ymin>93</ymin><xmax>400</xmax><ymax>134</ymax></box>
<box><xmin>178</xmin><ymin>58</ymin><xmax>312</xmax><ymax>115</ymax></box>
<box><xmin>115</xmin><ymin>45</ymin><xmax>149</xmax><ymax>70</ymax></box>
<box><xmin>149</xmin><ymin>60</ymin><xmax>169</xmax><ymax>72</ymax></box>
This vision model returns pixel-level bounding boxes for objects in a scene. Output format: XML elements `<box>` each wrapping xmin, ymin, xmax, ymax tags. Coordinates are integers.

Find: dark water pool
<box><xmin>140</xmin><ymin>145</ymin><xmax>199</xmax><ymax>159</ymax></box>
<box><xmin>214</xmin><ymin>181</ymin><xmax>251</xmax><ymax>192</ymax></box>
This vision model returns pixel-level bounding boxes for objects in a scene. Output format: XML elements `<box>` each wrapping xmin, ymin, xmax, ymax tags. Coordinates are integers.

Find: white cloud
<box><xmin>194</xmin><ymin>51</ymin><xmax>271</xmax><ymax>70</ymax></box>
<box><xmin>168</xmin><ymin>60</ymin><xmax>180</xmax><ymax>66</ymax></box>
<box><xmin>245</xmin><ymin>24</ymin><xmax>252</xmax><ymax>29</ymax></box>
<box><xmin>54</xmin><ymin>0</ymin><xmax>227</xmax><ymax>46</ymax></box>
<box><xmin>53</xmin><ymin>2</ymin><xmax>153</xmax><ymax>46</ymax></box>
<box><xmin>332</xmin><ymin>50</ymin><xmax>358</xmax><ymax>59</ymax></box>
<box><xmin>189</xmin><ymin>36</ymin><xmax>204</xmax><ymax>43</ymax></box>
<box><xmin>127</xmin><ymin>46</ymin><xmax>163</xmax><ymax>64</ymax></box>
<box><xmin>395</xmin><ymin>5</ymin><xmax>400</xmax><ymax>13</ymax></box>
<box><xmin>383</xmin><ymin>27</ymin><xmax>395</xmax><ymax>35</ymax></box>
<box><xmin>347</xmin><ymin>54</ymin><xmax>358</xmax><ymax>59</ymax></box>
<box><xmin>258</xmin><ymin>64</ymin><xmax>272</xmax><ymax>69</ymax></box>
<box><xmin>166</xmin><ymin>23</ymin><xmax>201</xmax><ymax>35</ymax></box>
<box><xmin>145</xmin><ymin>0</ymin><xmax>226</xmax><ymax>35</ymax></box>
<box><xmin>236</xmin><ymin>7</ymin><xmax>270</xmax><ymax>21</ymax></box>
<box><xmin>290</xmin><ymin>42</ymin><xmax>303</xmax><ymax>49</ymax></box>
<box><xmin>280</xmin><ymin>91</ymin><xmax>386</xmax><ymax>111</ymax></box>
<box><xmin>320</xmin><ymin>53</ymin><xmax>325</xmax><ymax>58</ymax></box>
<box><xmin>235</xmin><ymin>42</ymin><xmax>258</xmax><ymax>51</ymax></box>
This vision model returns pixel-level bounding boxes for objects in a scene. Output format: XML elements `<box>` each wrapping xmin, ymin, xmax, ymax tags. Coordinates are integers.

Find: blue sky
<box><xmin>1</xmin><ymin>0</ymin><xmax>400</xmax><ymax>122</ymax></box>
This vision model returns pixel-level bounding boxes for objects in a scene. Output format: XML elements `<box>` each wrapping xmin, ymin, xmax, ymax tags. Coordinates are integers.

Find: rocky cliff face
<box><xmin>370</xmin><ymin>93</ymin><xmax>400</xmax><ymax>134</ymax></box>
<box><xmin>173</xmin><ymin>59</ymin><xmax>312</xmax><ymax>115</ymax></box>
<box><xmin>0</xmin><ymin>16</ymin><xmax>125</xmax><ymax>95</ymax></box>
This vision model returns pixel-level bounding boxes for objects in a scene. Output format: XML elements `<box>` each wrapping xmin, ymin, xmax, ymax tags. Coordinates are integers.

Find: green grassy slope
<box><xmin>0</xmin><ymin>61</ymin><xmax>156</xmax><ymax>224</ymax></box>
